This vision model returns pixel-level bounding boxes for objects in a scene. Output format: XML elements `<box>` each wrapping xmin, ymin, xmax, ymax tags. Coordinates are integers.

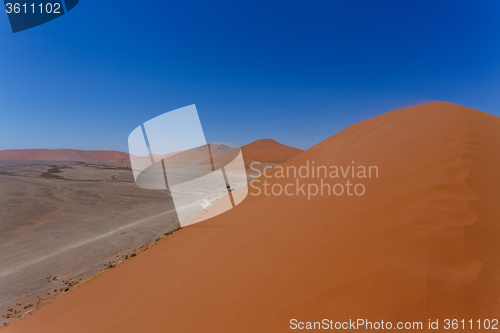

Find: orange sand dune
<box><xmin>165</xmin><ymin>143</ymin><xmax>234</xmax><ymax>162</ymax></box>
<box><xmin>0</xmin><ymin>149</ymin><xmax>129</xmax><ymax>161</ymax></box>
<box><xmin>5</xmin><ymin>102</ymin><xmax>500</xmax><ymax>332</ymax></box>
<box><xmin>241</xmin><ymin>138</ymin><xmax>303</xmax><ymax>163</ymax></box>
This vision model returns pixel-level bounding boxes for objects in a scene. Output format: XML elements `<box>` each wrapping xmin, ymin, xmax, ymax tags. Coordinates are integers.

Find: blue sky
<box><xmin>1</xmin><ymin>0</ymin><xmax>499</xmax><ymax>151</ymax></box>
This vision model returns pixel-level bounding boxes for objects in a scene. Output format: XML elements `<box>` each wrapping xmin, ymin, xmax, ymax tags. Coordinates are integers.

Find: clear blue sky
<box><xmin>1</xmin><ymin>0</ymin><xmax>499</xmax><ymax>151</ymax></box>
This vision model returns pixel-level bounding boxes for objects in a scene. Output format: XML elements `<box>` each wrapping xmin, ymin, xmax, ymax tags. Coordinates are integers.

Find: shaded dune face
<box><xmin>5</xmin><ymin>102</ymin><xmax>500</xmax><ymax>332</ymax></box>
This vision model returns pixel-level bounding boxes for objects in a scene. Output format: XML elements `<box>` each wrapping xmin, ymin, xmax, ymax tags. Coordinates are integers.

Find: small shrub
<box><xmin>155</xmin><ymin>237</ymin><xmax>161</xmax><ymax>242</ymax></box>
<box><xmin>130</xmin><ymin>253</ymin><xmax>137</xmax><ymax>257</ymax></box>
<box><xmin>64</xmin><ymin>288</ymin><xmax>69</xmax><ymax>292</ymax></box>
<box><xmin>164</xmin><ymin>226</ymin><xmax>181</xmax><ymax>236</ymax></box>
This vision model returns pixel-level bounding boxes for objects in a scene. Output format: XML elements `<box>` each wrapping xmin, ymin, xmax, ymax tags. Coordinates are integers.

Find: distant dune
<box><xmin>5</xmin><ymin>102</ymin><xmax>500</xmax><ymax>332</ymax></box>
<box><xmin>241</xmin><ymin>138</ymin><xmax>303</xmax><ymax>164</ymax></box>
<box><xmin>0</xmin><ymin>140</ymin><xmax>298</xmax><ymax>164</ymax></box>
<box><xmin>0</xmin><ymin>149</ymin><xmax>130</xmax><ymax>162</ymax></box>
<box><xmin>164</xmin><ymin>143</ymin><xmax>235</xmax><ymax>162</ymax></box>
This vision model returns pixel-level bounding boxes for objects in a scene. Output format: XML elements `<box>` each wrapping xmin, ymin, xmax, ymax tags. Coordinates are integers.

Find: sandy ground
<box><xmin>0</xmin><ymin>157</ymin><xmax>275</xmax><ymax>327</ymax></box>
<box><xmin>7</xmin><ymin>102</ymin><xmax>500</xmax><ymax>333</ymax></box>
<box><xmin>0</xmin><ymin>161</ymin><xmax>179</xmax><ymax>325</ymax></box>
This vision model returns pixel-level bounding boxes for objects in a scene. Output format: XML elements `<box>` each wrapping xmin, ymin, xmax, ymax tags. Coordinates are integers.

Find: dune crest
<box><xmin>241</xmin><ymin>138</ymin><xmax>303</xmax><ymax>164</ymax></box>
<box><xmin>4</xmin><ymin>102</ymin><xmax>500</xmax><ymax>332</ymax></box>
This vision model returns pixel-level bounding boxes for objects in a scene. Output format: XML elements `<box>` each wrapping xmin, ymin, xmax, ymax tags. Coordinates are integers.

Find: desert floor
<box><xmin>0</xmin><ymin>161</ymin><xmax>179</xmax><ymax>324</ymax></box>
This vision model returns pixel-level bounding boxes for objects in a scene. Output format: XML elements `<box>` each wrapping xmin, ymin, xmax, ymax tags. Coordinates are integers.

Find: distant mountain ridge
<box><xmin>0</xmin><ymin>149</ymin><xmax>129</xmax><ymax>162</ymax></box>
<box><xmin>0</xmin><ymin>140</ymin><xmax>302</xmax><ymax>163</ymax></box>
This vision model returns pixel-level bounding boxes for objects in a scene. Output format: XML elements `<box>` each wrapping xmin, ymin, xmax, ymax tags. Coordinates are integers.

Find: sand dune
<box><xmin>162</xmin><ymin>143</ymin><xmax>235</xmax><ymax>163</ymax></box>
<box><xmin>241</xmin><ymin>138</ymin><xmax>303</xmax><ymax>164</ymax></box>
<box><xmin>0</xmin><ymin>140</ymin><xmax>298</xmax><ymax>164</ymax></box>
<box><xmin>4</xmin><ymin>102</ymin><xmax>500</xmax><ymax>332</ymax></box>
<box><xmin>0</xmin><ymin>149</ymin><xmax>129</xmax><ymax>162</ymax></box>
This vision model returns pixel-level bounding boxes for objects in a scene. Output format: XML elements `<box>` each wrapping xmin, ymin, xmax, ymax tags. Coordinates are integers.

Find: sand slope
<box><xmin>0</xmin><ymin>149</ymin><xmax>129</xmax><ymax>161</ymax></box>
<box><xmin>241</xmin><ymin>138</ymin><xmax>303</xmax><ymax>164</ymax></box>
<box><xmin>5</xmin><ymin>102</ymin><xmax>500</xmax><ymax>332</ymax></box>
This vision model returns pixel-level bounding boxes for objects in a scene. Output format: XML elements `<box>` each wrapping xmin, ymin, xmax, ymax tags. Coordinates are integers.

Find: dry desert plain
<box><xmin>3</xmin><ymin>102</ymin><xmax>500</xmax><ymax>332</ymax></box>
<box><xmin>0</xmin><ymin>160</ymin><xmax>179</xmax><ymax>324</ymax></box>
<box><xmin>0</xmin><ymin>140</ymin><xmax>300</xmax><ymax>327</ymax></box>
